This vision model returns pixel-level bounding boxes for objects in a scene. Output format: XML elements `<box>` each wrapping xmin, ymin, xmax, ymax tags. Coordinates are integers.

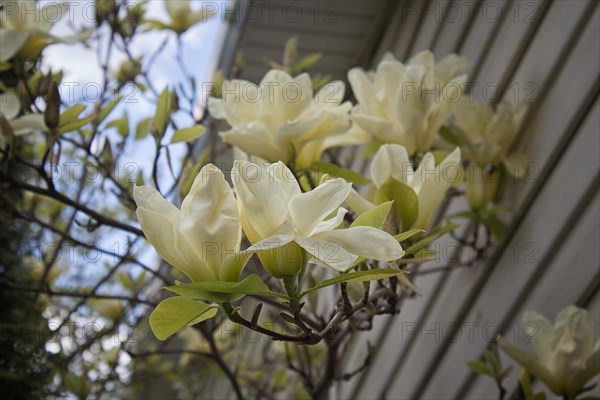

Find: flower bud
<box><xmin>44</xmin><ymin>82</ymin><xmax>60</xmax><ymax>131</ymax></box>
<box><xmin>465</xmin><ymin>163</ymin><xmax>500</xmax><ymax>210</ymax></box>
<box><xmin>257</xmin><ymin>242</ymin><xmax>308</xmax><ymax>278</ymax></box>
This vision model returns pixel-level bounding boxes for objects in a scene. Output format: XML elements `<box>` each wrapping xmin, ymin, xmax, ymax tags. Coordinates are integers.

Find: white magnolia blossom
<box><xmin>0</xmin><ymin>0</ymin><xmax>89</xmax><ymax>61</ymax></box>
<box><xmin>134</xmin><ymin>164</ymin><xmax>251</xmax><ymax>282</ymax></box>
<box><xmin>347</xmin><ymin>144</ymin><xmax>461</xmax><ymax>231</ymax></box>
<box><xmin>0</xmin><ymin>91</ymin><xmax>47</xmax><ymax>148</ymax></box>
<box><xmin>450</xmin><ymin>98</ymin><xmax>528</xmax><ymax>175</ymax></box>
<box><xmin>232</xmin><ymin>160</ymin><xmax>404</xmax><ymax>275</ymax></box>
<box><xmin>498</xmin><ymin>306</ymin><xmax>600</xmax><ymax>397</ymax></box>
<box><xmin>208</xmin><ymin>70</ymin><xmax>360</xmax><ymax>165</ymax></box>
<box><xmin>145</xmin><ymin>0</ymin><xmax>214</xmax><ymax>34</ymax></box>
<box><xmin>349</xmin><ymin>50</ymin><xmax>467</xmax><ymax>155</ymax></box>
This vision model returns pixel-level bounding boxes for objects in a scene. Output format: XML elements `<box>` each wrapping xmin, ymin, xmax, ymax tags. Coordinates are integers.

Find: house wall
<box><xmin>340</xmin><ymin>1</ymin><xmax>600</xmax><ymax>398</ymax></box>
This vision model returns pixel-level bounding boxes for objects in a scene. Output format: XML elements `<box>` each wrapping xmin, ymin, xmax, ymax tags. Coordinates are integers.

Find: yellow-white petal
<box><xmin>0</xmin><ymin>92</ymin><xmax>21</xmax><ymax>120</ymax></box>
<box><xmin>133</xmin><ymin>185</ymin><xmax>181</xmax><ymax>224</ymax></box>
<box><xmin>497</xmin><ymin>336</ymin><xmax>561</xmax><ymax>394</ymax></box>
<box><xmin>135</xmin><ymin>207</ymin><xmax>214</xmax><ymax>282</ymax></box>
<box><xmin>370</xmin><ymin>144</ymin><xmax>413</xmax><ymax>188</ymax></box>
<box><xmin>220</xmin><ymin>123</ymin><xmax>288</xmax><ymax>163</ymax></box>
<box><xmin>179</xmin><ymin>164</ymin><xmax>241</xmax><ymax>277</ymax></box>
<box><xmin>314</xmin><ymin>226</ymin><xmax>404</xmax><ymax>261</ymax></box>
<box><xmin>295</xmin><ymin>235</ymin><xmax>357</xmax><ymax>272</ymax></box>
<box><xmin>11</xmin><ymin>113</ymin><xmax>47</xmax><ymax>135</ymax></box>
<box><xmin>232</xmin><ymin>160</ymin><xmax>293</xmax><ymax>242</ymax></box>
<box><xmin>0</xmin><ymin>28</ymin><xmax>29</xmax><ymax>62</ymax></box>
<box><xmin>288</xmin><ymin>178</ymin><xmax>351</xmax><ymax>236</ymax></box>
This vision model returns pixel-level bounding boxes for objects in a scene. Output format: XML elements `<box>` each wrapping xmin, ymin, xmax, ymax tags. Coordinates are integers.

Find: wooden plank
<box><xmin>349</xmin><ymin>198</ymin><xmax>472</xmax><ymax>399</ymax></box>
<box><xmin>465</xmin><ymin>191</ymin><xmax>599</xmax><ymax>399</ymax></box>
<box><xmin>372</xmin><ymin>2</ymin><xmax>598</xmax><ymax>397</ymax></box>
<box><xmin>393</xmin><ymin>0</ymin><xmax>432</xmax><ymax>60</ymax></box>
<box><xmin>346</xmin><ymin>2</ymin><xmax>524</xmax><ymax>396</ymax></box>
<box><xmin>470</xmin><ymin>0</ymin><xmax>546</xmax><ymax>101</ymax></box>
<box><xmin>409</xmin><ymin>0</ymin><xmax>452</xmax><ymax>56</ymax></box>
<box><xmin>431</xmin><ymin>0</ymin><xmax>483</xmax><ymax>57</ymax></box>
<box><xmin>240</xmin><ymin>1</ymin><xmax>381</xmax><ymax>36</ymax></box>
<box><xmin>460</xmin><ymin>0</ymin><xmax>510</xmax><ymax>78</ymax></box>
<box><xmin>420</xmin><ymin>98</ymin><xmax>599</xmax><ymax>398</ymax></box>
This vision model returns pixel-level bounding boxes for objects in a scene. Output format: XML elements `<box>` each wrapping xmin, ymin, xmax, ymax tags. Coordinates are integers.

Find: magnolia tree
<box><xmin>0</xmin><ymin>1</ymin><xmax>597</xmax><ymax>399</ymax></box>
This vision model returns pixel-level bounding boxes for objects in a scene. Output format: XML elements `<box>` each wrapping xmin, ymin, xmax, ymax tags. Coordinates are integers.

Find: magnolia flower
<box><xmin>232</xmin><ymin>160</ymin><xmax>404</xmax><ymax>276</ymax></box>
<box><xmin>0</xmin><ymin>91</ymin><xmax>46</xmax><ymax>148</ymax></box>
<box><xmin>0</xmin><ymin>1</ymin><xmax>90</xmax><ymax>61</ymax></box>
<box><xmin>347</xmin><ymin>144</ymin><xmax>461</xmax><ymax>231</ymax></box>
<box><xmin>449</xmin><ymin>98</ymin><xmax>527</xmax><ymax>168</ymax></box>
<box><xmin>498</xmin><ymin>306</ymin><xmax>599</xmax><ymax>397</ymax></box>
<box><xmin>134</xmin><ymin>164</ymin><xmax>251</xmax><ymax>282</ymax></box>
<box><xmin>447</xmin><ymin>99</ymin><xmax>528</xmax><ymax>209</ymax></box>
<box><xmin>348</xmin><ymin>50</ymin><xmax>467</xmax><ymax>155</ymax></box>
<box><xmin>208</xmin><ymin>70</ymin><xmax>356</xmax><ymax>165</ymax></box>
<box><xmin>145</xmin><ymin>0</ymin><xmax>214</xmax><ymax>34</ymax></box>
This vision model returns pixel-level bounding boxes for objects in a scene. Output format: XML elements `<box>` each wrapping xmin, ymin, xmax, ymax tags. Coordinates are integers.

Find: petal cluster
<box><xmin>348</xmin><ymin>144</ymin><xmax>461</xmax><ymax>231</ymax></box>
<box><xmin>232</xmin><ymin>160</ymin><xmax>404</xmax><ymax>274</ymax></box>
<box><xmin>450</xmin><ymin>98</ymin><xmax>527</xmax><ymax>173</ymax></box>
<box><xmin>498</xmin><ymin>306</ymin><xmax>600</xmax><ymax>397</ymax></box>
<box><xmin>208</xmin><ymin>70</ymin><xmax>360</xmax><ymax>165</ymax></box>
<box><xmin>134</xmin><ymin>164</ymin><xmax>249</xmax><ymax>282</ymax></box>
<box><xmin>0</xmin><ymin>1</ymin><xmax>89</xmax><ymax>61</ymax></box>
<box><xmin>349</xmin><ymin>50</ymin><xmax>467</xmax><ymax>155</ymax></box>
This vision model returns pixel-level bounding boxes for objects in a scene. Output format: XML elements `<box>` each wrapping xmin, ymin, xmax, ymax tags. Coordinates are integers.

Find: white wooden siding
<box><xmin>231</xmin><ymin>0</ymin><xmax>600</xmax><ymax>398</ymax></box>
<box><xmin>344</xmin><ymin>1</ymin><xmax>600</xmax><ymax>398</ymax></box>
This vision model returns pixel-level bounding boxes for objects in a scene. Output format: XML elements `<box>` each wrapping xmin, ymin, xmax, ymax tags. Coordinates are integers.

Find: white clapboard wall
<box><xmin>336</xmin><ymin>0</ymin><xmax>600</xmax><ymax>399</ymax></box>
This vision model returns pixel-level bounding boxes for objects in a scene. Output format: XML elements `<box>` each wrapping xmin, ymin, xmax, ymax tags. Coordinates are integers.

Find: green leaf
<box><xmin>294</xmin><ymin>385</ymin><xmax>312</xmax><ymax>400</ymax></box>
<box><xmin>179</xmin><ymin>151</ymin><xmax>208</xmax><ymax>197</ymax></box>
<box><xmin>283</xmin><ymin>36</ymin><xmax>298</xmax><ymax>68</ymax></box>
<box><xmin>60</xmin><ymin>103</ymin><xmax>86</xmax><ymax>123</ymax></box>
<box><xmin>485</xmin><ymin>214</ymin><xmax>507</xmax><ymax>240</ymax></box>
<box><xmin>58</xmin><ymin>104</ymin><xmax>94</xmax><ymax>133</ymax></box>
<box><xmin>171</xmin><ymin>125</ymin><xmax>206</xmax><ymax>143</ymax></box>
<box><xmin>439</xmin><ymin>125</ymin><xmax>462</xmax><ymax>146</ymax></box>
<box><xmin>305</xmin><ymin>161</ymin><xmax>371</xmax><ymax>186</ymax></box>
<box><xmin>404</xmin><ymin>223</ymin><xmax>459</xmax><ymax>256</ymax></box>
<box><xmin>300</xmin><ymin>269</ymin><xmax>405</xmax><ymax>298</ymax></box>
<box><xmin>273</xmin><ymin>369</ymin><xmax>287</xmax><ymax>390</ymax></box>
<box><xmin>292</xmin><ymin>53</ymin><xmax>322</xmax><ymax>74</ymax></box>
<box><xmin>153</xmin><ymin>88</ymin><xmax>172</xmax><ymax>137</ymax></box>
<box><xmin>97</xmin><ymin>96</ymin><xmax>121</xmax><ymax>124</ymax></box>
<box><xmin>362</xmin><ymin>138</ymin><xmax>383</xmax><ymax>158</ymax></box>
<box><xmin>149</xmin><ymin>297</ymin><xmax>218</xmax><ymax>340</ymax></box>
<box><xmin>279</xmin><ymin>312</ymin><xmax>296</xmax><ymax>325</ymax></box>
<box><xmin>439</xmin><ymin>125</ymin><xmax>471</xmax><ymax>150</ymax></box>
<box><xmin>164</xmin><ymin>274</ymin><xmax>288</xmax><ymax>303</ymax></box>
<box><xmin>467</xmin><ymin>360</ymin><xmax>494</xmax><ymax>377</ymax></box>
<box><xmin>402</xmin><ymin>248</ymin><xmax>437</xmax><ymax>264</ymax></box>
<box><xmin>375</xmin><ymin>178</ymin><xmax>419</xmax><ymax>230</ymax></box>
<box><xmin>63</xmin><ymin>371</ymin><xmax>91</xmax><ymax>399</ymax></box>
<box><xmin>106</xmin><ymin>112</ymin><xmax>129</xmax><ymax>137</ymax></box>
<box><xmin>484</xmin><ymin>349</ymin><xmax>501</xmax><ymax>375</ymax></box>
<box><xmin>351</xmin><ymin>201</ymin><xmax>393</xmax><ymax>229</ymax></box>
<box><xmin>101</xmin><ymin>139</ymin><xmax>113</xmax><ymax>167</ymax></box>
<box><xmin>59</xmin><ymin>117</ymin><xmax>95</xmax><ymax>134</ymax></box>
<box><xmin>135</xmin><ymin>117</ymin><xmax>152</xmax><ymax>139</ymax></box>
<box><xmin>519</xmin><ymin>369</ymin><xmax>533</xmax><ymax>397</ymax></box>
<box><xmin>144</xmin><ymin>19</ymin><xmax>172</xmax><ymax>30</ymax></box>
<box><xmin>394</xmin><ymin>229</ymin><xmax>426</xmax><ymax>243</ymax></box>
